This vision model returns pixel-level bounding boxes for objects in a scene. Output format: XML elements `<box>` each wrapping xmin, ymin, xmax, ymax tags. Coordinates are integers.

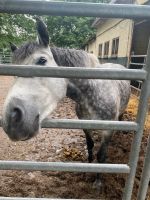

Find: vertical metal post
<box><xmin>137</xmin><ymin>135</ymin><xmax>150</xmax><ymax>200</ymax></box>
<box><xmin>123</xmin><ymin>41</ymin><xmax>150</xmax><ymax>200</ymax></box>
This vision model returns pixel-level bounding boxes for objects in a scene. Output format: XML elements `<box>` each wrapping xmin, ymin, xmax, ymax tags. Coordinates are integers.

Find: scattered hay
<box><xmin>124</xmin><ymin>96</ymin><xmax>150</xmax><ymax>132</ymax></box>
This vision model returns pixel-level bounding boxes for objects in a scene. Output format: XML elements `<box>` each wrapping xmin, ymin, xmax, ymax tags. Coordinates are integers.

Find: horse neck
<box><xmin>66</xmin><ymin>78</ymin><xmax>93</xmax><ymax>104</ymax></box>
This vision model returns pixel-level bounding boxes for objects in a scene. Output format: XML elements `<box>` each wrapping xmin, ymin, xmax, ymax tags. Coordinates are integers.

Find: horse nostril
<box><xmin>11</xmin><ymin>107</ymin><xmax>23</xmax><ymax>124</ymax></box>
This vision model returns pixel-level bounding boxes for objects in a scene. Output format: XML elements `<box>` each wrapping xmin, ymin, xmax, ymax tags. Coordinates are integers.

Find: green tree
<box><xmin>0</xmin><ymin>14</ymin><xmax>35</xmax><ymax>49</ymax></box>
<box><xmin>46</xmin><ymin>16</ymin><xmax>95</xmax><ymax>48</ymax></box>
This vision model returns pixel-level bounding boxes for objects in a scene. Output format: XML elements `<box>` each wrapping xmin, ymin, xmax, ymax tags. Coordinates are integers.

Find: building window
<box><xmin>104</xmin><ymin>41</ymin><xmax>109</xmax><ymax>58</ymax></box>
<box><xmin>98</xmin><ymin>44</ymin><xmax>103</xmax><ymax>58</ymax></box>
<box><xmin>111</xmin><ymin>37</ymin><xmax>119</xmax><ymax>57</ymax></box>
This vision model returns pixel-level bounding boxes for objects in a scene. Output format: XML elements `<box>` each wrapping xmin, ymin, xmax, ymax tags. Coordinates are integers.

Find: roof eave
<box><xmin>92</xmin><ymin>18</ymin><xmax>106</xmax><ymax>28</ymax></box>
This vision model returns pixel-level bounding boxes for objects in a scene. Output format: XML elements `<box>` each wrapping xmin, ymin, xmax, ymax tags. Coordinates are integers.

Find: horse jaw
<box><xmin>39</xmin><ymin>77</ymin><xmax>67</xmax><ymax>122</ymax></box>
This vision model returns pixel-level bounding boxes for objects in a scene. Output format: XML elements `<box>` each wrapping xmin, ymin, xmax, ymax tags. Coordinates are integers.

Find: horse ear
<box><xmin>36</xmin><ymin>17</ymin><xmax>49</xmax><ymax>47</ymax></box>
<box><xmin>9</xmin><ymin>42</ymin><xmax>18</xmax><ymax>52</ymax></box>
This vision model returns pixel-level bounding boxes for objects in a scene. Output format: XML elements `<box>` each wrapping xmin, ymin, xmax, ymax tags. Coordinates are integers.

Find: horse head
<box><xmin>2</xmin><ymin>18</ymin><xmax>67</xmax><ymax>141</ymax></box>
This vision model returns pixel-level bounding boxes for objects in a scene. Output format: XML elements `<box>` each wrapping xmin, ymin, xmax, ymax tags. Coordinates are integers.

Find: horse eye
<box><xmin>36</xmin><ymin>57</ymin><xmax>47</xmax><ymax>65</ymax></box>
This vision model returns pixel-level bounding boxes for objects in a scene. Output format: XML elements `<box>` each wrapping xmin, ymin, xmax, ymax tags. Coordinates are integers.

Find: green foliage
<box><xmin>0</xmin><ymin>14</ymin><xmax>35</xmax><ymax>49</ymax></box>
<box><xmin>46</xmin><ymin>16</ymin><xmax>95</xmax><ymax>48</ymax></box>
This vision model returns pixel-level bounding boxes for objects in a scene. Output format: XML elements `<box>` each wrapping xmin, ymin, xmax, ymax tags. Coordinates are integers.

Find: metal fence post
<box><xmin>123</xmin><ymin>41</ymin><xmax>150</xmax><ymax>200</ymax></box>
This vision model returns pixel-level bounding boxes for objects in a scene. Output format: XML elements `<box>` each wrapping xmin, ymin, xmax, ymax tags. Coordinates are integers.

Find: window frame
<box><xmin>98</xmin><ymin>43</ymin><xmax>103</xmax><ymax>58</ymax></box>
<box><xmin>104</xmin><ymin>41</ymin><xmax>110</xmax><ymax>58</ymax></box>
<box><xmin>111</xmin><ymin>37</ymin><xmax>119</xmax><ymax>58</ymax></box>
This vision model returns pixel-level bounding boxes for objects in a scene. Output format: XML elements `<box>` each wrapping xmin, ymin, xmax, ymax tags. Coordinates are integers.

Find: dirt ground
<box><xmin>0</xmin><ymin>76</ymin><xmax>149</xmax><ymax>199</ymax></box>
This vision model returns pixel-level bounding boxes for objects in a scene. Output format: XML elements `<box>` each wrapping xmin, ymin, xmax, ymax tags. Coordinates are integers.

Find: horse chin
<box><xmin>2</xmin><ymin>121</ymin><xmax>40</xmax><ymax>141</ymax></box>
<box><xmin>8</xmin><ymin>130</ymin><xmax>39</xmax><ymax>142</ymax></box>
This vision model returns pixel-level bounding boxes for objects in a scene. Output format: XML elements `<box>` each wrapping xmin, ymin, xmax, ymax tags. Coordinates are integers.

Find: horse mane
<box><xmin>50</xmin><ymin>47</ymin><xmax>90</xmax><ymax>67</ymax></box>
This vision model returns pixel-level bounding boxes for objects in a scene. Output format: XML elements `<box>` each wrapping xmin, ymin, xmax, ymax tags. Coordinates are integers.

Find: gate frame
<box><xmin>0</xmin><ymin>1</ymin><xmax>150</xmax><ymax>200</ymax></box>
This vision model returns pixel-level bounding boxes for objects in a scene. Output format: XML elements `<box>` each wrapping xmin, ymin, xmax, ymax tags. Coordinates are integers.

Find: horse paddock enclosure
<box><xmin>0</xmin><ymin>1</ymin><xmax>150</xmax><ymax>200</ymax></box>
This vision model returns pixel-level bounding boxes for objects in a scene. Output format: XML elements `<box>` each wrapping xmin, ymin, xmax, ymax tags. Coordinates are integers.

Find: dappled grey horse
<box><xmin>2</xmin><ymin>19</ymin><xmax>130</xmax><ymax>187</ymax></box>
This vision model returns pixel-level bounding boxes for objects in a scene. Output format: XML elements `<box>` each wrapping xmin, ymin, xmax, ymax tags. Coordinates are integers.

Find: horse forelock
<box><xmin>12</xmin><ymin>42</ymin><xmax>41</xmax><ymax>64</ymax></box>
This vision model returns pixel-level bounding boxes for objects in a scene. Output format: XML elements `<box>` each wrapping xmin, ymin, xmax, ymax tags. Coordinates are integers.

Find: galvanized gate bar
<box><xmin>137</xmin><ymin>135</ymin><xmax>150</xmax><ymax>200</ymax></box>
<box><xmin>1</xmin><ymin>0</ymin><xmax>150</xmax><ymax>19</ymax></box>
<box><xmin>0</xmin><ymin>117</ymin><xmax>138</xmax><ymax>131</ymax></box>
<box><xmin>0</xmin><ymin>161</ymin><xmax>130</xmax><ymax>173</ymax></box>
<box><xmin>0</xmin><ymin>65</ymin><xmax>147</xmax><ymax>80</ymax></box>
<box><xmin>123</xmin><ymin>42</ymin><xmax>150</xmax><ymax>199</ymax></box>
<box><xmin>41</xmin><ymin>119</ymin><xmax>138</xmax><ymax>131</ymax></box>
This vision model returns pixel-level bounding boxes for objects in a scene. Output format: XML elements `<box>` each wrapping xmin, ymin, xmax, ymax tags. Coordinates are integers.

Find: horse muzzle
<box><xmin>2</xmin><ymin>97</ymin><xmax>40</xmax><ymax>141</ymax></box>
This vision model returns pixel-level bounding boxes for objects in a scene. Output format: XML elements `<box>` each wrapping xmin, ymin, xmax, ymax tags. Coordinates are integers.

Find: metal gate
<box><xmin>0</xmin><ymin>1</ymin><xmax>150</xmax><ymax>199</ymax></box>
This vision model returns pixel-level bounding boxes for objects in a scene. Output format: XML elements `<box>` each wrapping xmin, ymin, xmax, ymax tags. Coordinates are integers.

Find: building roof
<box><xmin>92</xmin><ymin>0</ymin><xmax>136</xmax><ymax>28</ymax></box>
